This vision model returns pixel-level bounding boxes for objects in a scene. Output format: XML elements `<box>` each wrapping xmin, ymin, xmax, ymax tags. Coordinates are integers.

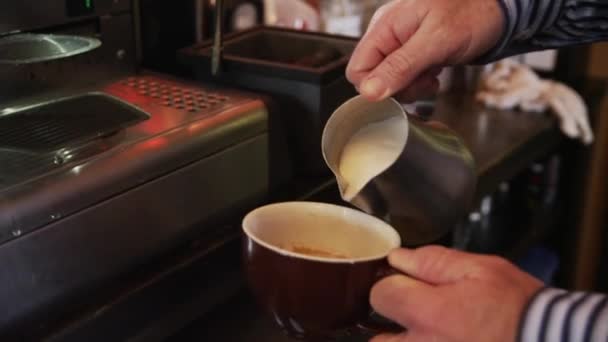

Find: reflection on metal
<box><xmin>0</xmin><ymin>33</ymin><xmax>101</xmax><ymax>65</ymax></box>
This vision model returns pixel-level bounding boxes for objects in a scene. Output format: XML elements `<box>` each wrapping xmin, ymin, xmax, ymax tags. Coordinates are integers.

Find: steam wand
<box><xmin>211</xmin><ymin>0</ymin><xmax>224</xmax><ymax>76</ymax></box>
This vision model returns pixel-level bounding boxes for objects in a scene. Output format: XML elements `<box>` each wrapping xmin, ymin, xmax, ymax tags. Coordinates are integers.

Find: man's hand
<box><xmin>346</xmin><ymin>0</ymin><xmax>505</xmax><ymax>102</ymax></box>
<box><xmin>370</xmin><ymin>246</ymin><xmax>543</xmax><ymax>342</ymax></box>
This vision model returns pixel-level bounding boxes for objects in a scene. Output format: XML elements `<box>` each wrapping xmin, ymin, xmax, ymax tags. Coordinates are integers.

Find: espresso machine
<box><xmin>0</xmin><ymin>0</ymin><xmax>289</xmax><ymax>339</ymax></box>
<box><xmin>0</xmin><ymin>0</ymin><xmax>358</xmax><ymax>340</ymax></box>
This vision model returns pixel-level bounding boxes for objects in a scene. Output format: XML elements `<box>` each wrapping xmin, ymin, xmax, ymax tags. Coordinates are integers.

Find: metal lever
<box><xmin>211</xmin><ymin>0</ymin><xmax>224</xmax><ymax>76</ymax></box>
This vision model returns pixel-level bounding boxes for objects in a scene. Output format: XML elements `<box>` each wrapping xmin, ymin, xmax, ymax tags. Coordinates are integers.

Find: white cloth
<box><xmin>476</xmin><ymin>59</ymin><xmax>594</xmax><ymax>145</ymax></box>
<box><xmin>264</xmin><ymin>0</ymin><xmax>320</xmax><ymax>31</ymax></box>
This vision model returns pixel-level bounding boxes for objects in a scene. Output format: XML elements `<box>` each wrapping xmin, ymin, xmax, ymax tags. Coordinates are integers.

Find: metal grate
<box><xmin>123</xmin><ymin>77</ymin><xmax>230</xmax><ymax>113</ymax></box>
<box><xmin>0</xmin><ymin>94</ymin><xmax>148</xmax><ymax>152</ymax></box>
<box><xmin>0</xmin><ymin>150</ymin><xmax>55</xmax><ymax>188</ymax></box>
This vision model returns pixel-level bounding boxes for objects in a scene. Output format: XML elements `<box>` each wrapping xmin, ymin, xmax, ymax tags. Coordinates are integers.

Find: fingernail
<box><xmin>361</xmin><ymin>77</ymin><xmax>389</xmax><ymax>100</ymax></box>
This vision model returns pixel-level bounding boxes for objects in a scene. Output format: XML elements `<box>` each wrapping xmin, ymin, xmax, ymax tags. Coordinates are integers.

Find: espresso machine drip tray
<box><xmin>0</xmin><ymin>93</ymin><xmax>148</xmax><ymax>190</ymax></box>
<box><xmin>0</xmin><ymin>93</ymin><xmax>147</xmax><ymax>152</ymax></box>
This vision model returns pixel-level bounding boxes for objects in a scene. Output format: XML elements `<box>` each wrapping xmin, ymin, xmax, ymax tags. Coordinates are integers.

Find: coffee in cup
<box><xmin>242</xmin><ymin>201</ymin><xmax>402</xmax><ymax>340</ymax></box>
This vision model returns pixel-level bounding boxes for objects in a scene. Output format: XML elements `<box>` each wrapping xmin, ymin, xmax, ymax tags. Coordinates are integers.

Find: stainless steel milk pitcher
<box><xmin>322</xmin><ymin>96</ymin><xmax>477</xmax><ymax>246</ymax></box>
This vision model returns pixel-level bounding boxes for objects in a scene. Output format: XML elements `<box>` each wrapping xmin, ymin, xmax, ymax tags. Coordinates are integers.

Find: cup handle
<box><xmin>356</xmin><ymin>263</ymin><xmax>406</xmax><ymax>334</ymax></box>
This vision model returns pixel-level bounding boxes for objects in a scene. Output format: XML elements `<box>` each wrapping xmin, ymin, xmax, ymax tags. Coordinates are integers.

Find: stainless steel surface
<box><xmin>0</xmin><ymin>93</ymin><xmax>145</xmax><ymax>151</ymax></box>
<box><xmin>0</xmin><ymin>1</ymin><xmax>275</xmax><ymax>337</ymax></box>
<box><xmin>0</xmin><ymin>33</ymin><xmax>101</xmax><ymax>65</ymax></box>
<box><xmin>322</xmin><ymin>96</ymin><xmax>477</xmax><ymax>246</ymax></box>
<box><xmin>212</xmin><ymin>0</ymin><xmax>224</xmax><ymax>76</ymax></box>
<box><xmin>0</xmin><ymin>73</ymin><xmax>272</xmax><ymax>333</ymax></box>
<box><xmin>0</xmin><ymin>74</ymin><xmax>266</xmax><ymax>245</ymax></box>
<box><xmin>0</xmin><ymin>93</ymin><xmax>148</xmax><ymax>191</ymax></box>
<box><xmin>0</xmin><ymin>14</ymin><xmax>137</xmax><ymax>105</ymax></box>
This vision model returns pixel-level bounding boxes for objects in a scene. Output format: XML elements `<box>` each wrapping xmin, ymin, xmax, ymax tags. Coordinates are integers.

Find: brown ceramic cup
<box><xmin>242</xmin><ymin>201</ymin><xmax>402</xmax><ymax>340</ymax></box>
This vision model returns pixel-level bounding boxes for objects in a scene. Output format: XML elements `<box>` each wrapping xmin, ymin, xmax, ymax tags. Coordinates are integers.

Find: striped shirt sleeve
<box><xmin>481</xmin><ymin>0</ymin><xmax>608</xmax><ymax>61</ymax></box>
<box><xmin>519</xmin><ymin>287</ymin><xmax>608</xmax><ymax>342</ymax></box>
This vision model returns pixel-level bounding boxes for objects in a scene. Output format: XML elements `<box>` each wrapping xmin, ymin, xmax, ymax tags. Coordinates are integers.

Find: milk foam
<box><xmin>338</xmin><ymin>115</ymin><xmax>407</xmax><ymax>201</ymax></box>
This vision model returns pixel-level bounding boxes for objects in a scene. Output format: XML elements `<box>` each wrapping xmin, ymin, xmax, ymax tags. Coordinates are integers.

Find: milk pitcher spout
<box><xmin>322</xmin><ymin>96</ymin><xmax>477</xmax><ymax>246</ymax></box>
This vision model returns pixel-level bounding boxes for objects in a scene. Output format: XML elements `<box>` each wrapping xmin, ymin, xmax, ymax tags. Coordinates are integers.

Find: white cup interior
<box><xmin>242</xmin><ymin>202</ymin><xmax>401</xmax><ymax>263</ymax></box>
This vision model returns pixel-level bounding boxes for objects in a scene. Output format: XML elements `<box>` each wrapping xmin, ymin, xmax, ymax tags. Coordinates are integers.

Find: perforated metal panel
<box><xmin>122</xmin><ymin>77</ymin><xmax>230</xmax><ymax>113</ymax></box>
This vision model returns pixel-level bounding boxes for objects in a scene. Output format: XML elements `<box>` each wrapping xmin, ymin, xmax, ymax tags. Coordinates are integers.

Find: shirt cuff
<box><xmin>474</xmin><ymin>0</ymin><xmax>518</xmax><ymax>63</ymax></box>
<box><xmin>474</xmin><ymin>0</ymin><xmax>564</xmax><ymax>63</ymax></box>
<box><xmin>518</xmin><ymin>287</ymin><xmax>608</xmax><ymax>342</ymax></box>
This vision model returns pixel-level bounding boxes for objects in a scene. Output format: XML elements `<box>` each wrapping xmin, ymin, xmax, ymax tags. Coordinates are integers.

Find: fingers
<box><xmin>370</xmin><ymin>274</ymin><xmax>437</xmax><ymax>329</ymax></box>
<box><xmin>346</xmin><ymin>3</ymin><xmax>404</xmax><ymax>87</ymax></box>
<box><xmin>370</xmin><ymin>332</ymin><xmax>408</xmax><ymax>342</ymax></box>
<box><xmin>347</xmin><ymin>1</ymin><xmax>418</xmax><ymax>85</ymax></box>
<box><xmin>358</xmin><ymin>21</ymin><xmax>443</xmax><ymax>101</ymax></box>
<box><xmin>388</xmin><ymin>246</ymin><xmax>485</xmax><ymax>285</ymax></box>
<box><xmin>366</xmin><ymin>0</ymin><xmax>399</xmax><ymax>32</ymax></box>
<box><xmin>347</xmin><ymin>3</ymin><xmax>430</xmax><ymax>101</ymax></box>
<box><xmin>371</xmin><ymin>332</ymin><xmax>439</xmax><ymax>342</ymax></box>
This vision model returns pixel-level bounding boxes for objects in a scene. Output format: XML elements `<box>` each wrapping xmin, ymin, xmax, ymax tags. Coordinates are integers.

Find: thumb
<box><xmin>370</xmin><ymin>274</ymin><xmax>438</xmax><ymax>329</ymax></box>
<box><xmin>388</xmin><ymin>246</ymin><xmax>484</xmax><ymax>284</ymax></box>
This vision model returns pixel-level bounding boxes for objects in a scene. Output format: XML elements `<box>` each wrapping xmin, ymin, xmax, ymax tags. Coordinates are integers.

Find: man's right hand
<box><xmin>346</xmin><ymin>0</ymin><xmax>505</xmax><ymax>102</ymax></box>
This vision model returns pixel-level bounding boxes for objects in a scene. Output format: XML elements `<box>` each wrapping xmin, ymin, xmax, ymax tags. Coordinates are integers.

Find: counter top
<box><xmin>169</xmin><ymin>292</ymin><xmax>372</xmax><ymax>342</ymax></box>
<box><xmin>432</xmin><ymin>92</ymin><xmax>560</xmax><ymax>198</ymax></box>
